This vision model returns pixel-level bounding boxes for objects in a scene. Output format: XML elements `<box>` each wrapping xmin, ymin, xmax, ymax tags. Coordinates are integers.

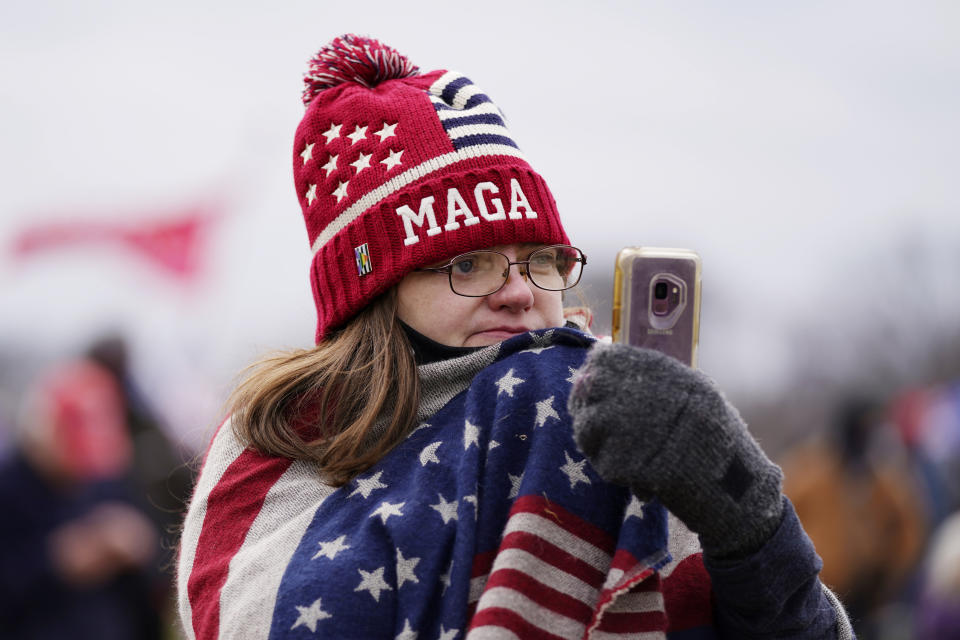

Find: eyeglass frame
<box><xmin>415</xmin><ymin>244</ymin><xmax>587</xmax><ymax>298</ymax></box>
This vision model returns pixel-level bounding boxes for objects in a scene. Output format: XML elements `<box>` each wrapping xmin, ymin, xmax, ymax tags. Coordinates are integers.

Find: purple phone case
<box><xmin>626</xmin><ymin>255</ymin><xmax>699</xmax><ymax>366</ymax></box>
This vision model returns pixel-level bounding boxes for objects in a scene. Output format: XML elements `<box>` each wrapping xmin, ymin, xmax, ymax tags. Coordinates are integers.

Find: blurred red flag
<box><xmin>9</xmin><ymin>203</ymin><xmax>218</xmax><ymax>281</ymax></box>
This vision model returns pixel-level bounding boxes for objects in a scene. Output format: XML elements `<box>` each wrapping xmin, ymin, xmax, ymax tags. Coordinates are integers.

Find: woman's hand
<box><xmin>568</xmin><ymin>342</ymin><xmax>784</xmax><ymax>558</ymax></box>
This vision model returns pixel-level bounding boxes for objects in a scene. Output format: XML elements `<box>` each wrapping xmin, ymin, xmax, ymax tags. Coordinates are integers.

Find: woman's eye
<box><xmin>531</xmin><ymin>253</ymin><xmax>556</xmax><ymax>268</ymax></box>
<box><xmin>453</xmin><ymin>259</ymin><xmax>475</xmax><ymax>274</ymax></box>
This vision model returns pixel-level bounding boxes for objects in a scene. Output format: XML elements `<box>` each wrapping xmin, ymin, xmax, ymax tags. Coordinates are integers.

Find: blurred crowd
<box><xmin>782</xmin><ymin>382</ymin><xmax>960</xmax><ymax>639</ymax></box>
<box><xmin>0</xmin><ymin>336</ymin><xmax>194</xmax><ymax>639</ymax></box>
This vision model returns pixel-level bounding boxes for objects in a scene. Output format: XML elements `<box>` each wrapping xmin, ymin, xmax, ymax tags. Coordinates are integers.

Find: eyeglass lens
<box><xmin>448</xmin><ymin>246</ymin><xmax>583</xmax><ymax>296</ymax></box>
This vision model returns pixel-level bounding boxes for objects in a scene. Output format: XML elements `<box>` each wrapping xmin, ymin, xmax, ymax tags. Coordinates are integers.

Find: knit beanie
<box><xmin>294</xmin><ymin>34</ymin><xmax>570</xmax><ymax>342</ymax></box>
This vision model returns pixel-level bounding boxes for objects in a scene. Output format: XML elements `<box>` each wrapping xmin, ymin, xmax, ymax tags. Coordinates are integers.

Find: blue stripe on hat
<box><xmin>464</xmin><ymin>93</ymin><xmax>493</xmax><ymax>109</ymax></box>
<box><xmin>441</xmin><ymin>76</ymin><xmax>474</xmax><ymax>103</ymax></box>
<box><xmin>443</xmin><ymin>113</ymin><xmax>506</xmax><ymax>128</ymax></box>
<box><xmin>452</xmin><ymin>133</ymin><xmax>519</xmax><ymax>150</ymax></box>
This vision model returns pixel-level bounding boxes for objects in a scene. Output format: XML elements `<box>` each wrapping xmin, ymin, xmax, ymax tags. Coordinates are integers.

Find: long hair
<box><xmin>227</xmin><ymin>290</ymin><xmax>419</xmax><ymax>486</ymax></box>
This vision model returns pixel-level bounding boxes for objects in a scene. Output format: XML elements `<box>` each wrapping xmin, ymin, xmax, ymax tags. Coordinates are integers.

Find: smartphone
<box><xmin>612</xmin><ymin>247</ymin><xmax>702</xmax><ymax>367</ymax></box>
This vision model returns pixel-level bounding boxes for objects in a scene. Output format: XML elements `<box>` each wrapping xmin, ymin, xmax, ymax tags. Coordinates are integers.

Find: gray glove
<box><xmin>568</xmin><ymin>342</ymin><xmax>784</xmax><ymax>559</ymax></box>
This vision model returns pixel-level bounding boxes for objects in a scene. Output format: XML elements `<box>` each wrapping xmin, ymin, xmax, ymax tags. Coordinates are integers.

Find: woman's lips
<box><xmin>473</xmin><ymin>326</ymin><xmax>529</xmax><ymax>339</ymax></box>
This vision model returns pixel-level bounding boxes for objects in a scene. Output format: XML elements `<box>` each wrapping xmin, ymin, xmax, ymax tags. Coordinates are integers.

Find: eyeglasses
<box><xmin>417</xmin><ymin>244</ymin><xmax>587</xmax><ymax>297</ymax></box>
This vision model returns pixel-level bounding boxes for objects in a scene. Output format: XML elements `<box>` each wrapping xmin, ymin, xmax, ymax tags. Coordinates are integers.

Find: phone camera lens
<box><xmin>654</xmin><ymin>282</ymin><xmax>669</xmax><ymax>300</ymax></box>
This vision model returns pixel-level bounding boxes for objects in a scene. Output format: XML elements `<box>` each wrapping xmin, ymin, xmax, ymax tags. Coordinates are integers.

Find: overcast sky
<box><xmin>1</xmin><ymin>1</ymin><xmax>958</xmax><ymax>446</ymax></box>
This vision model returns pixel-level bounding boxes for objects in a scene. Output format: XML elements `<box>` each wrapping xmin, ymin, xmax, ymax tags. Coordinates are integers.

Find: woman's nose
<box><xmin>487</xmin><ymin>263</ymin><xmax>535</xmax><ymax>312</ymax></box>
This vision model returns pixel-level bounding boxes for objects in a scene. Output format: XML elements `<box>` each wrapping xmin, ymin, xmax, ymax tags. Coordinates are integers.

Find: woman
<box><xmin>177</xmin><ymin>34</ymin><xmax>854</xmax><ymax>639</ymax></box>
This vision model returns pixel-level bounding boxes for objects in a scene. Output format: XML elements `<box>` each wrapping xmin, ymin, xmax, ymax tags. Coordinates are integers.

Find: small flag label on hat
<box><xmin>354</xmin><ymin>243</ymin><xmax>373</xmax><ymax>276</ymax></box>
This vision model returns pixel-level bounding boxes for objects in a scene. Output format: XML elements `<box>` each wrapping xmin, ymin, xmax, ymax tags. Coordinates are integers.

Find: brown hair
<box><xmin>227</xmin><ymin>290</ymin><xmax>419</xmax><ymax>487</ymax></box>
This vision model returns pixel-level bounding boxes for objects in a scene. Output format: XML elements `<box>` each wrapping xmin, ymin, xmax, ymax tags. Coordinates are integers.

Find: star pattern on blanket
<box><xmin>495</xmin><ymin>368</ymin><xmax>524</xmax><ymax>396</ymax></box>
<box><xmin>313</xmin><ymin>535</ymin><xmax>351</xmax><ymax>561</ymax></box>
<box><xmin>290</xmin><ymin>598</ymin><xmax>331</xmax><ymax>632</ymax></box>
<box><xmin>396</xmin><ymin>548</ymin><xmax>421</xmax><ymax>588</ymax></box>
<box><xmin>370</xmin><ymin>500</ymin><xmax>405</xmax><ymax>524</ymax></box>
<box><xmin>463</xmin><ymin>494</ymin><xmax>478</xmax><ymax>519</ymax></box>
<box><xmin>350</xmin><ymin>470</ymin><xmax>388</xmax><ymax>499</ymax></box>
<box><xmin>534</xmin><ymin>395</ymin><xmax>560</xmax><ymax>428</ymax></box>
<box><xmin>626</xmin><ymin>496</ymin><xmax>647</xmax><ymax>520</ymax></box>
<box><xmin>527</xmin><ymin>329</ymin><xmax>556</xmax><ymax>354</ymax></box>
<box><xmin>420</xmin><ymin>441</ymin><xmax>442</xmax><ymax>466</ymax></box>
<box><xmin>431</xmin><ymin>493</ymin><xmax>459</xmax><ymax>524</ymax></box>
<box><xmin>250</xmin><ymin>329</ymin><xmax>670</xmax><ymax>639</ymax></box>
<box><xmin>508</xmin><ymin>472</ymin><xmax>524</xmax><ymax>499</ymax></box>
<box><xmin>464</xmin><ymin>420</ymin><xmax>480</xmax><ymax>449</ymax></box>
<box><xmin>355</xmin><ymin>567</ymin><xmax>392</xmax><ymax>602</ymax></box>
<box><xmin>438</xmin><ymin>625</ymin><xmax>459</xmax><ymax>640</ymax></box>
<box><xmin>560</xmin><ymin>450</ymin><xmax>592</xmax><ymax>489</ymax></box>
<box><xmin>395</xmin><ymin>619</ymin><xmax>418</xmax><ymax>640</ymax></box>
<box><xmin>439</xmin><ymin>561</ymin><xmax>453</xmax><ymax>595</ymax></box>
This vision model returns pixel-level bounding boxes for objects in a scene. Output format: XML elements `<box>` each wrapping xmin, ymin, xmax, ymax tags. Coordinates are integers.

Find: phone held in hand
<box><xmin>612</xmin><ymin>247</ymin><xmax>702</xmax><ymax>367</ymax></box>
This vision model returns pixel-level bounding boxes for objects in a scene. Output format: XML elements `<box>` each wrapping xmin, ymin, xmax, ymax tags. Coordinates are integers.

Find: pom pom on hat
<box><xmin>302</xmin><ymin>33</ymin><xmax>420</xmax><ymax>105</ymax></box>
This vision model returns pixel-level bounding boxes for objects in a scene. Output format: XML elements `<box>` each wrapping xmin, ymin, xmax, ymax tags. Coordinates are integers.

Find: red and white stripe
<box><xmin>467</xmin><ymin>495</ymin><xmax>666</xmax><ymax>640</ymax></box>
<box><xmin>177</xmin><ymin>419</ymin><xmax>336</xmax><ymax>640</ymax></box>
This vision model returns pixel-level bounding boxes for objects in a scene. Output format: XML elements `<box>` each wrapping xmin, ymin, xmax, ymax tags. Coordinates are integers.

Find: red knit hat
<box><xmin>294</xmin><ymin>34</ymin><xmax>570</xmax><ymax>342</ymax></box>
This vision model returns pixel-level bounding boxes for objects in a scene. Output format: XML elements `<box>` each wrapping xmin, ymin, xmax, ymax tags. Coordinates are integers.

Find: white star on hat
<box><xmin>300</xmin><ymin>142</ymin><xmax>314</xmax><ymax>165</ymax></box>
<box><xmin>347</xmin><ymin>125</ymin><xmax>368</xmax><ymax>145</ymax></box>
<box><xmin>351</xmin><ymin>152</ymin><xmax>372</xmax><ymax>173</ymax></box>
<box><xmin>381</xmin><ymin>148</ymin><xmax>404</xmax><ymax>171</ymax></box>
<box><xmin>305</xmin><ymin>183</ymin><xmax>317</xmax><ymax>205</ymax></box>
<box><xmin>322</xmin><ymin>154</ymin><xmax>338</xmax><ymax>177</ymax></box>
<box><xmin>322</xmin><ymin>123</ymin><xmax>342</xmax><ymax>144</ymax></box>
<box><xmin>375</xmin><ymin>122</ymin><xmax>398</xmax><ymax>142</ymax></box>
<box><xmin>332</xmin><ymin>180</ymin><xmax>349</xmax><ymax>202</ymax></box>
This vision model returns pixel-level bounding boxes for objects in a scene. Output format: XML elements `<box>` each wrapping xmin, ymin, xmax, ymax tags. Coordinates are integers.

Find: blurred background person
<box><xmin>0</xmin><ymin>358</ymin><xmax>163</xmax><ymax>639</ymax></box>
<box><xmin>86</xmin><ymin>334</ymin><xmax>196</xmax><ymax>566</ymax></box>
<box><xmin>916</xmin><ymin>510</ymin><xmax>960</xmax><ymax>639</ymax></box>
<box><xmin>891</xmin><ymin>383</ymin><xmax>960</xmax><ymax>530</ymax></box>
<box><xmin>782</xmin><ymin>397</ymin><xmax>929</xmax><ymax>638</ymax></box>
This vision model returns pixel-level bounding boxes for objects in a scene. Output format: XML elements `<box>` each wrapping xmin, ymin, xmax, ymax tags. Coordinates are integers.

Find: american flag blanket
<box><xmin>178</xmin><ymin>328</ymin><xmax>715</xmax><ymax>639</ymax></box>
